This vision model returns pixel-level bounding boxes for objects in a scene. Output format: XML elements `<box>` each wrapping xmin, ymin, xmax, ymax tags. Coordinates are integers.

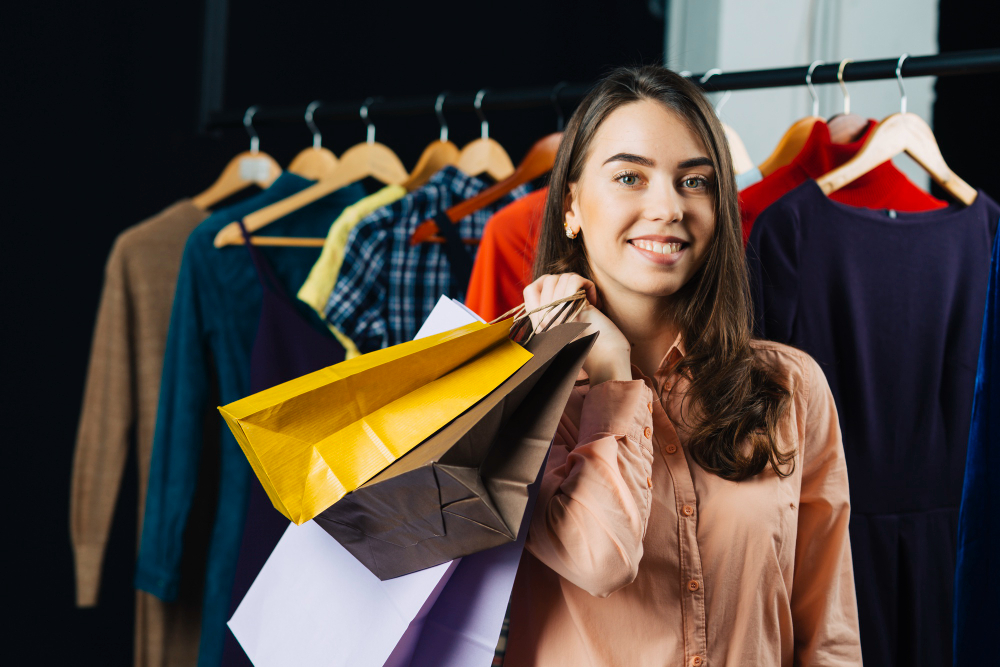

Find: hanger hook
<box><xmin>434</xmin><ymin>92</ymin><xmax>449</xmax><ymax>143</ymax></box>
<box><xmin>895</xmin><ymin>53</ymin><xmax>909</xmax><ymax>114</ymax></box>
<box><xmin>837</xmin><ymin>59</ymin><xmax>853</xmax><ymax>115</ymax></box>
<box><xmin>698</xmin><ymin>69</ymin><xmax>730</xmax><ymax>115</ymax></box>
<box><xmin>474</xmin><ymin>89</ymin><xmax>489</xmax><ymax>140</ymax></box>
<box><xmin>551</xmin><ymin>81</ymin><xmax>568</xmax><ymax>132</ymax></box>
<box><xmin>360</xmin><ymin>97</ymin><xmax>376</xmax><ymax>145</ymax></box>
<box><xmin>243</xmin><ymin>105</ymin><xmax>261</xmax><ymax>154</ymax></box>
<box><xmin>806</xmin><ymin>60</ymin><xmax>823</xmax><ymax>117</ymax></box>
<box><xmin>305</xmin><ymin>101</ymin><xmax>323</xmax><ymax>150</ymax></box>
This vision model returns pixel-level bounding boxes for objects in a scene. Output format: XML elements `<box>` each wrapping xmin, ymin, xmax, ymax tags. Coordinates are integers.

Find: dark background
<box><xmin>6</xmin><ymin>1</ymin><xmax>997</xmax><ymax>665</ymax></box>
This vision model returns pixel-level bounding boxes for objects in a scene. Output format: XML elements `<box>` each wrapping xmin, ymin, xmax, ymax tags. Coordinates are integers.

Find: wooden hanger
<box><xmin>400</xmin><ymin>92</ymin><xmax>460</xmax><ymax>191</ymax></box>
<box><xmin>816</xmin><ymin>54</ymin><xmax>977</xmax><ymax>205</ymax></box>
<box><xmin>214</xmin><ymin>98</ymin><xmax>409</xmax><ymax>248</ymax></box>
<box><xmin>823</xmin><ymin>59</ymin><xmax>870</xmax><ymax>145</ymax></box>
<box><xmin>192</xmin><ymin>106</ymin><xmax>282</xmax><ymax>210</ymax></box>
<box><xmin>723</xmin><ymin>124</ymin><xmax>754</xmax><ymax>175</ymax></box>
<box><xmin>288</xmin><ymin>101</ymin><xmax>339</xmax><ymax>181</ymax></box>
<box><xmin>758</xmin><ymin>61</ymin><xmax>824</xmax><ymax>177</ymax></box>
<box><xmin>698</xmin><ymin>70</ymin><xmax>753</xmax><ymax>175</ymax></box>
<box><xmin>410</xmin><ymin>132</ymin><xmax>563</xmax><ymax>245</ymax></box>
<box><xmin>455</xmin><ymin>90</ymin><xmax>515</xmax><ymax>181</ymax></box>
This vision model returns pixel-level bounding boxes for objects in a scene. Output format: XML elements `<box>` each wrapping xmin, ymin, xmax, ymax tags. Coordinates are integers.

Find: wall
<box><xmin>666</xmin><ymin>0</ymin><xmax>939</xmax><ymax>189</ymax></box>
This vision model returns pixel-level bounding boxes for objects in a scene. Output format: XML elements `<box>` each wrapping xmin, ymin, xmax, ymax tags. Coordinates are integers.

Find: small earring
<box><xmin>564</xmin><ymin>222</ymin><xmax>578</xmax><ymax>239</ymax></box>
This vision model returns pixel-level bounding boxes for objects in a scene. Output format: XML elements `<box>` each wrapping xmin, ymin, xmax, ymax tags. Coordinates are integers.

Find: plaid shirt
<box><xmin>324</xmin><ymin>166</ymin><xmax>529</xmax><ymax>353</ymax></box>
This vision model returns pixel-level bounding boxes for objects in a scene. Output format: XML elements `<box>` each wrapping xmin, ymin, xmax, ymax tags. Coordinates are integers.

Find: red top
<box><xmin>466</xmin><ymin>187</ymin><xmax>548</xmax><ymax>321</ymax></box>
<box><xmin>740</xmin><ymin>119</ymin><xmax>947</xmax><ymax>244</ymax></box>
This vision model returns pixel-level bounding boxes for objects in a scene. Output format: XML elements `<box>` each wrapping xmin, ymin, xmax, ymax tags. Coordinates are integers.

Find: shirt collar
<box><xmin>426</xmin><ymin>164</ymin><xmax>488</xmax><ymax>196</ymax></box>
<box><xmin>630</xmin><ymin>331</ymin><xmax>687</xmax><ymax>382</ymax></box>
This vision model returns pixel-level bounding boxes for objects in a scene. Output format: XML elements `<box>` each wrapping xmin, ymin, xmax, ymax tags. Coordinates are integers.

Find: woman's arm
<box><xmin>791</xmin><ymin>356</ymin><xmax>863</xmax><ymax>665</ymax></box>
<box><xmin>525</xmin><ymin>379</ymin><xmax>655</xmax><ymax>597</ymax></box>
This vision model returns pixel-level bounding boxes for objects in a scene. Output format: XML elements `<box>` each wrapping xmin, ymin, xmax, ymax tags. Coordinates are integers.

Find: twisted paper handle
<box><xmin>490</xmin><ymin>290</ymin><xmax>589</xmax><ymax>345</ymax></box>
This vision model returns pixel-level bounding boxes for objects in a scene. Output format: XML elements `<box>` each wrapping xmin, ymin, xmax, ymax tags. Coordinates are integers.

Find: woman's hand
<box><xmin>523</xmin><ymin>273</ymin><xmax>633</xmax><ymax>385</ymax></box>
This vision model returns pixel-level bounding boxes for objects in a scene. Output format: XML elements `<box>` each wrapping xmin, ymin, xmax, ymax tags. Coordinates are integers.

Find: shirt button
<box><xmin>665</xmin><ymin>444</ymin><xmax>677</xmax><ymax>454</ymax></box>
<box><xmin>691</xmin><ymin>656</ymin><xmax>704</xmax><ymax>666</ymax></box>
<box><xmin>688</xmin><ymin>579</ymin><xmax>700</xmax><ymax>592</ymax></box>
<box><xmin>647</xmin><ymin>477</ymin><xmax>653</xmax><ymax>488</ymax></box>
<box><xmin>643</xmin><ymin>427</ymin><xmax>652</xmax><ymax>439</ymax></box>
<box><xmin>647</xmin><ymin>401</ymin><xmax>653</xmax><ymax>413</ymax></box>
<box><xmin>682</xmin><ymin>505</ymin><xmax>694</xmax><ymax>517</ymax></box>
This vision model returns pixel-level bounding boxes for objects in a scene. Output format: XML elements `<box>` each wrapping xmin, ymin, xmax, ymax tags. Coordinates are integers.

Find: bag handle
<box><xmin>491</xmin><ymin>290</ymin><xmax>589</xmax><ymax>344</ymax></box>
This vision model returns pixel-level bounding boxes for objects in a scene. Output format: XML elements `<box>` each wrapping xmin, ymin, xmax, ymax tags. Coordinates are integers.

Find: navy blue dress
<box><xmin>746</xmin><ymin>180</ymin><xmax>999</xmax><ymax>667</ymax></box>
<box><xmin>220</xmin><ymin>221</ymin><xmax>348</xmax><ymax>666</ymax></box>
<box><xmin>954</xmin><ymin>222</ymin><xmax>1000</xmax><ymax>664</ymax></box>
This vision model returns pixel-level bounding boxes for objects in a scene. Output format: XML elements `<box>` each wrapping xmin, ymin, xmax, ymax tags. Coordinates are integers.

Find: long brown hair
<box><xmin>535</xmin><ymin>65</ymin><xmax>793</xmax><ymax>481</ymax></box>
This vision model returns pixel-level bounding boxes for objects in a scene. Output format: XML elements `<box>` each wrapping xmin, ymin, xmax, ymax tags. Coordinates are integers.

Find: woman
<box><xmin>505</xmin><ymin>66</ymin><xmax>862</xmax><ymax>666</ymax></box>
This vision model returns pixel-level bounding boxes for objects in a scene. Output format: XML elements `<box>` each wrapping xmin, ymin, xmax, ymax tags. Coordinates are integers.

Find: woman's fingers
<box><xmin>523</xmin><ymin>272</ymin><xmax>598</xmax><ymax>330</ymax></box>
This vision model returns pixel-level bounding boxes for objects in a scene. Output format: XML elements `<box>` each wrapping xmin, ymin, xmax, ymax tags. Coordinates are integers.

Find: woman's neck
<box><xmin>600</xmin><ymin>287</ymin><xmax>680</xmax><ymax>380</ymax></box>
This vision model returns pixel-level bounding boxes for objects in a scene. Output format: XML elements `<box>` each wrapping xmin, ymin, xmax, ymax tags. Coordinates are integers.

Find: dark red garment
<box><xmin>221</xmin><ymin>221</ymin><xmax>347</xmax><ymax>667</ymax></box>
<box><xmin>739</xmin><ymin>120</ymin><xmax>947</xmax><ymax>244</ymax></box>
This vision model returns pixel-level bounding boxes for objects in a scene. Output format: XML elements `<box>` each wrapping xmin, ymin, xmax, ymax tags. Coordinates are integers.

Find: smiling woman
<box><xmin>508</xmin><ymin>66</ymin><xmax>863</xmax><ymax>666</ymax></box>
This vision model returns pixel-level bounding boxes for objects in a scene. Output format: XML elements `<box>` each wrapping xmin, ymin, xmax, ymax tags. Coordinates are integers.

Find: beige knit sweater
<box><xmin>70</xmin><ymin>199</ymin><xmax>210</xmax><ymax>666</ymax></box>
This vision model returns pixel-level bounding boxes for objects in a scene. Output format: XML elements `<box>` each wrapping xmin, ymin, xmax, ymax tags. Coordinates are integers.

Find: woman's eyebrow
<box><xmin>678</xmin><ymin>157</ymin><xmax>714</xmax><ymax>169</ymax></box>
<box><xmin>602</xmin><ymin>153</ymin><xmax>656</xmax><ymax>167</ymax></box>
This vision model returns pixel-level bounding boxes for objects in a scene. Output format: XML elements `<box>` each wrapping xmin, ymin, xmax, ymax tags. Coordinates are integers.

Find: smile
<box><xmin>629</xmin><ymin>239</ymin><xmax>684</xmax><ymax>254</ymax></box>
<box><xmin>626</xmin><ymin>238</ymin><xmax>689</xmax><ymax>266</ymax></box>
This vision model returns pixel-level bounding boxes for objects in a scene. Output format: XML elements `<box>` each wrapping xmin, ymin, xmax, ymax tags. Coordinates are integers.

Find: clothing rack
<box><xmin>205</xmin><ymin>49</ymin><xmax>1000</xmax><ymax>131</ymax></box>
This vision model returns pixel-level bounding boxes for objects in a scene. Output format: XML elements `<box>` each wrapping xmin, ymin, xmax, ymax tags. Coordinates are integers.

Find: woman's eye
<box><xmin>616</xmin><ymin>172</ymin><xmax>641</xmax><ymax>187</ymax></box>
<box><xmin>683</xmin><ymin>177</ymin><xmax>705</xmax><ymax>189</ymax></box>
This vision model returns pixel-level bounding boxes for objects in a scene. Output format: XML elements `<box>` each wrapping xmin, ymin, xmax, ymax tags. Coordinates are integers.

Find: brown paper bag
<box><xmin>314</xmin><ymin>322</ymin><xmax>596</xmax><ymax>580</ymax></box>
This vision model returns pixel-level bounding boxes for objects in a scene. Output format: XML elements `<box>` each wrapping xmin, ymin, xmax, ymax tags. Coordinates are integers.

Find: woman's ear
<box><xmin>564</xmin><ymin>182</ymin><xmax>582</xmax><ymax>237</ymax></box>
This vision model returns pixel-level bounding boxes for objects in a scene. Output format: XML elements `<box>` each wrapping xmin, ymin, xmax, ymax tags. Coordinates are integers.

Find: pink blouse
<box><xmin>507</xmin><ymin>336</ymin><xmax>862</xmax><ymax>666</ymax></box>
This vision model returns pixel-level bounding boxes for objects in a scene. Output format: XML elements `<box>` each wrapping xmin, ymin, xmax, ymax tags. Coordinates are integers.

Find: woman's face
<box><xmin>565</xmin><ymin>99</ymin><xmax>717</xmax><ymax>302</ymax></box>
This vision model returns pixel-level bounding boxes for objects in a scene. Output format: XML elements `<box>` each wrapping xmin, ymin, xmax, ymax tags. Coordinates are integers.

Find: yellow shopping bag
<box><xmin>219</xmin><ymin>319</ymin><xmax>532</xmax><ymax>525</ymax></box>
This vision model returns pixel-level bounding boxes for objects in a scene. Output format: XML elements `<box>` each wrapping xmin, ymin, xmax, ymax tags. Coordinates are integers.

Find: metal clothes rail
<box><xmin>205</xmin><ymin>48</ymin><xmax>1000</xmax><ymax>130</ymax></box>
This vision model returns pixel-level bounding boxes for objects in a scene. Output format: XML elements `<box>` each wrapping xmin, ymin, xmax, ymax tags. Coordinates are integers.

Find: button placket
<box><xmin>655</xmin><ymin>395</ymin><xmax>708</xmax><ymax>662</ymax></box>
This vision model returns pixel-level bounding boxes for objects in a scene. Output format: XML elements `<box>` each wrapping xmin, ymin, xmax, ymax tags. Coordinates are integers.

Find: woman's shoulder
<box><xmin>749</xmin><ymin>339</ymin><xmax>825</xmax><ymax>399</ymax></box>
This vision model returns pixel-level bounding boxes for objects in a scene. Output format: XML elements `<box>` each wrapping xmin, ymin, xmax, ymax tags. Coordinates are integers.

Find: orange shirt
<box><xmin>507</xmin><ymin>337</ymin><xmax>861</xmax><ymax>666</ymax></box>
<box><xmin>465</xmin><ymin>187</ymin><xmax>548</xmax><ymax>321</ymax></box>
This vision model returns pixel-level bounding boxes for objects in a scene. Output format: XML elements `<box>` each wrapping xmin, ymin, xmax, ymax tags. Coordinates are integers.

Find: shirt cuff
<box><xmin>73</xmin><ymin>543</ymin><xmax>104</xmax><ymax>607</ymax></box>
<box><xmin>134</xmin><ymin>563</ymin><xmax>180</xmax><ymax>602</ymax></box>
<box><xmin>578</xmin><ymin>380</ymin><xmax>654</xmax><ymax>445</ymax></box>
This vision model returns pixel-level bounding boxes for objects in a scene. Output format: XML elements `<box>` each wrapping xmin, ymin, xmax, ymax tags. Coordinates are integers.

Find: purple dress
<box><xmin>221</xmin><ymin>221</ymin><xmax>346</xmax><ymax>666</ymax></box>
<box><xmin>747</xmin><ymin>180</ymin><xmax>999</xmax><ymax>667</ymax></box>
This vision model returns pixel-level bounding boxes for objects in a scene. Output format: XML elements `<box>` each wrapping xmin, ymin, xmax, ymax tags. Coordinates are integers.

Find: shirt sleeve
<box><xmin>324</xmin><ymin>215</ymin><xmax>391</xmax><ymax>355</ymax></box>
<box><xmin>134</xmin><ymin>240</ymin><xmax>212</xmax><ymax>602</ymax></box>
<box><xmin>746</xmin><ymin>200</ymin><xmax>801</xmax><ymax>342</ymax></box>
<box><xmin>69</xmin><ymin>239</ymin><xmax>133</xmax><ymax>607</ymax></box>
<box><xmin>525</xmin><ymin>380</ymin><xmax>655</xmax><ymax>597</ymax></box>
<box><xmin>791</xmin><ymin>355</ymin><xmax>862</xmax><ymax>666</ymax></box>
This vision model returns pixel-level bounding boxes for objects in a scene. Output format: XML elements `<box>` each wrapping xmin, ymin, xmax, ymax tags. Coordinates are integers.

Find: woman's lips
<box><xmin>627</xmin><ymin>239</ymin><xmax>688</xmax><ymax>265</ymax></box>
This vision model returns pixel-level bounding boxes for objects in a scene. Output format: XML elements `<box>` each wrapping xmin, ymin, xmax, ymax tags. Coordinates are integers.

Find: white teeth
<box><xmin>633</xmin><ymin>240</ymin><xmax>682</xmax><ymax>254</ymax></box>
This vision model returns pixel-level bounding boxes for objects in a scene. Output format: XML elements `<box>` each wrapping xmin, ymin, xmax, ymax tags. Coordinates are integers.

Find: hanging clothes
<box><xmin>297</xmin><ymin>184</ymin><xmax>407</xmax><ymax>320</ymax></box>
<box><xmin>71</xmin><ymin>199</ymin><xmax>210</xmax><ymax>667</ymax></box>
<box><xmin>323</xmin><ymin>166</ymin><xmax>529</xmax><ymax>355</ymax></box>
<box><xmin>135</xmin><ymin>174</ymin><xmax>365</xmax><ymax>667</ymax></box>
<box><xmin>220</xmin><ymin>220</ymin><xmax>348</xmax><ymax>667</ymax></box>
<box><xmin>954</xmin><ymin>223</ymin><xmax>1000</xmax><ymax>665</ymax></box>
<box><xmin>746</xmin><ymin>180</ymin><xmax>999</xmax><ymax>667</ymax></box>
<box><xmin>739</xmin><ymin>120</ymin><xmax>947</xmax><ymax>244</ymax></box>
<box><xmin>465</xmin><ymin>187</ymin><xmax>548</xmax><ymax>322</ymax></box>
